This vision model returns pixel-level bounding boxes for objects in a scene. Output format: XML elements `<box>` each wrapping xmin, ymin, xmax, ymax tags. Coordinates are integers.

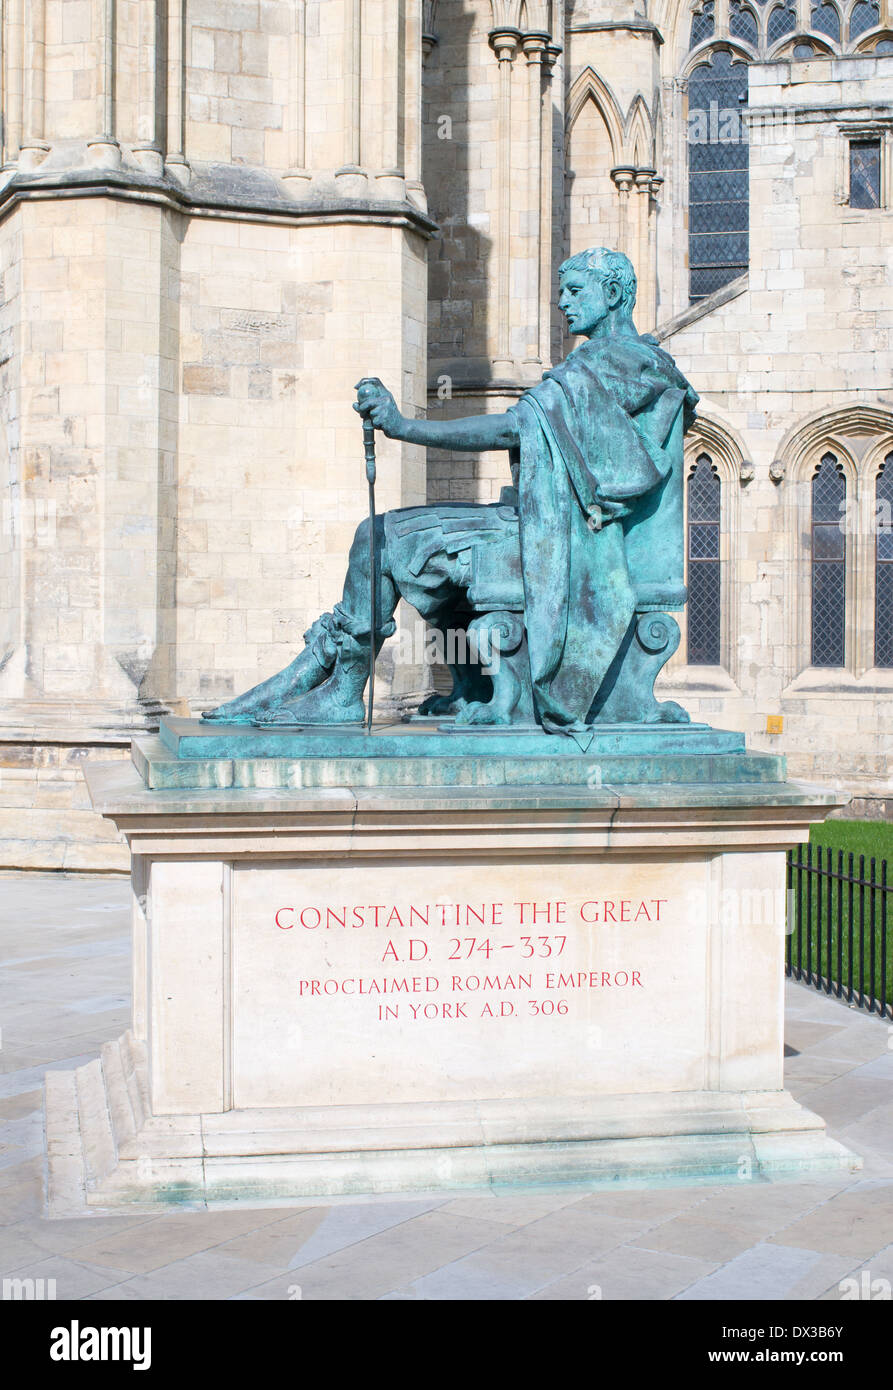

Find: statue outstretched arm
<box><xmin>354</xmin><ymin>378</ymin><xmax>519</xmax><ymax>452</ymax></box>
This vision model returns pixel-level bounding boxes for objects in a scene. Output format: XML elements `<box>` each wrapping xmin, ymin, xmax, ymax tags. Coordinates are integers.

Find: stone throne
<box><xmin>421</xmin><ymin>406</ymin><xmax>689</xmax><ymax>728</ymax></box>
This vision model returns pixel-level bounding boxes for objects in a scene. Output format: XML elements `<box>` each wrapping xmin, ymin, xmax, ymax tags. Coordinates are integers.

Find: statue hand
<box><xmin>354</xmin><ymin>378</ymin><xmax>402</xmax><ymax>437</ymax></box>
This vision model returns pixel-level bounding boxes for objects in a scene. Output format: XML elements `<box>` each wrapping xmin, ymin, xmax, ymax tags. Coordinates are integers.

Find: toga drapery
<box><xmin>508</xmin><ymin>333</ymin><xmax>698</xmax><ymax>736</ymax></box>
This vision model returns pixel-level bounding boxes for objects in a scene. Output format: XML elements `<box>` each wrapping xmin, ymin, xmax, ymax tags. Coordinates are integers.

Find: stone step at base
<box><xmin>45</xmin><ymin>1032</ymin><xmax>861</xmax><ymax>1216</ymax></box>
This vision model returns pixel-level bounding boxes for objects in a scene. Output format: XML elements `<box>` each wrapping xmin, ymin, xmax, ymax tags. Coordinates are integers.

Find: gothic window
<box><xmin>849</xmin><ymin>138</ymin><xmax>882</xmax><ymax>208</ymax></box>
<box><xmin>729</xmin><ymin>0</ymin><xmax>760</xmax><ymax>44</ymax></box>
<box><xmin>811</xmin><ymin>453</ymin><xmax>847</xmax><ymax>667</ymax></box>
<box><xmin>687</xmin><ymin>51</ymin><xmax>749</xmax><ymax>302</ymax></box>
<box><xmin>875</xmin><ymin>455</ymin><xmax>893</xmax><ymax>667</ymax></box>
<box><xmin>767</xmin><ymin>0</ymin><xmax>797</xmax><ymax>42</ymax></box>
<box><xmin>690</xmin><ymin>0</ymin><xmax>716</xmax><ymax>47</ymax></box>
<box><xmin>811</xmin><ymin>1</ymin><xmax>842</xmax><ymax>39</ymax></box>
<box><xmin>686</xmin><ymin>455</ymin><xmax>722</xmax><ymax>664</ymax></box>
<box><xmin>849</xmin><ymin>0</ymin><xmax>880</xmax><ymax>36</ymax></box>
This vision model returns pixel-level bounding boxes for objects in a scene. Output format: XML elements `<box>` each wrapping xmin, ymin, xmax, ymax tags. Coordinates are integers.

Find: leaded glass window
<box><xmin>811</xmin><ymin>1</ymin><xmax>842</xmax><ymax>39</ymax></box>
<box><xmin>849</xmin><ymin>0</ymin><xmax>880</xmax><ymax>37</ymax></box>
<box><xmin>687</xmin><ymin>455</ymin><xmax>722</xmax><ymax>665</ymax></box>
<box><xmin>729</xmin><ymin>0</ymin><xmax>759</xmax><ymax>45</ymax></box>
<box><xmin>687</xmin><ymin>51</ymin><xmax>749</xmax><ymax>302</ymax></box>
<box><xmin>768</xmin><ymin>0</ymin><xmax>797</xmax><ymax>42</ymax></box>
<box><xmin>811</xmin><ymin>454</ymin><xmax>847</xmax><ymax>667</ymax></box>
<box><xmin>875</xmin><ymin>456</ymin><xmax>893</xmax><ymax>667</ymax></box>
<box><xmin>690</xmin><ymin>0</ymin><xmax>716</xmax><ymax>47</ymax></box>
<box><xmin>850</xmin><ymin>139</ymin><xmax>881</xmax><ymax>209</ymax></box>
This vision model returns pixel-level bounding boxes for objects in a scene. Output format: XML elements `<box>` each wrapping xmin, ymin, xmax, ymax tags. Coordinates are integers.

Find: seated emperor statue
<box><xmin>203</xmin><ymin>247</ymin><xmax>698</xmax><ymax>737</ymax></box>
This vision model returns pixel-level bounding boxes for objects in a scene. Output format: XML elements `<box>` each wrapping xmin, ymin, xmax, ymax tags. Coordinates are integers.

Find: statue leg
<box><xmin>201</xmin><ymin>612</ymin><xmax>342</xmax><ymax>723</ymax></box>
<box><xmin>256</xmin><ymin>517</ymin><xmax>398</xmax><ymax>726</ymax></box>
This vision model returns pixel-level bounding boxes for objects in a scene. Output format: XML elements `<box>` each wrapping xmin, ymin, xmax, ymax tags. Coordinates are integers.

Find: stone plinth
<box><xmin>49</xmin><ymin>719</ymin><xmax>859</xmax><ymax>1214</ymax></box>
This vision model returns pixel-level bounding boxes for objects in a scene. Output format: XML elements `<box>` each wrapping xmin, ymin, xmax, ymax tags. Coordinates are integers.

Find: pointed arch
<box><xmin>776</xmin><ymin>403</ymin><xmax>893</xmax><ymax>480</ymax></box>
<box><xmin>565</xmin><ymin>74</ymin><xmax>624</xmax><ymax>263</ymax></box>
<box><xmin>769</xmin><ymin>32</ymin><xmax>838</xmax><ymax>55</ymax></box>
<box><xmin>684</xmin><ymin>413</ymin><xmax>749</xmax><ymax>482</ymax></box>
<box><xmin>565</xmin><ymin>67</ymin><xmax>624</xmax><ymax>163</ymax></box>
<box><xmin>681</xmin><ymin>37</ymin><xmax>755</xmax><ymax>75</ymax></box>
<box><xmin>854</xmin><ymin>25</ymin><xmax>893</xmax><ymax>46</ymax></box>
<box><xmin>625</xmin><ymin>95</ymin><xmax>655</xmax><ymax>168</ymax></box>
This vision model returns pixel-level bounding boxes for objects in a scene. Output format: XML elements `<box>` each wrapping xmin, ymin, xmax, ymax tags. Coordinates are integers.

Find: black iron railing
<box><xmin>786</xmin><ymin>844</ymin><xmax>891</xmax><ymax>1018</ymax></box>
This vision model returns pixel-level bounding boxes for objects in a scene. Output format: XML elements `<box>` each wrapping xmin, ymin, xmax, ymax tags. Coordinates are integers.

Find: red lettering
<box><xmin>275</xmin><ymin>907</ymin><xmax>295</xmax><ymax>930</ymax></box>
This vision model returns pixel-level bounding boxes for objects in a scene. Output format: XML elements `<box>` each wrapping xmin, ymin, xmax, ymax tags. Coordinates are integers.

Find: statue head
<box><xmin>558</xmin><ymin>248</ymin><xmax>637</xmax><ymax>338</ymax></box>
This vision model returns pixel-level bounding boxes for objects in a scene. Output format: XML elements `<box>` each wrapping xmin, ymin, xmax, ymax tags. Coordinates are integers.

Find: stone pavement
<box><xmin>1</xmin><ymin>871</ymin><xmax>892</xmax><ymax>1302</ymax></box>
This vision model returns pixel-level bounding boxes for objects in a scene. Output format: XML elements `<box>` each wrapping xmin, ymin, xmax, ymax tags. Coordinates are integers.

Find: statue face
<box><xmin>558</xmin><ymin>268</ymin><xmax>619</xmax><ymax>337</ymax></box>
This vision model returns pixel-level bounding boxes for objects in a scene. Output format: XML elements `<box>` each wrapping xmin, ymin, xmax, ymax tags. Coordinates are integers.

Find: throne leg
<box><xmin>590</xmin><ymin>611</ymin><xmax>690</xmax><ymax>725</ymax></box>
<box><xmin>454</xmin><ymin>611</ymin><xmax>535</xmax><ymax>725</ymax></box>
<box><xmin>416</xmin><ymin>617</ymin><xmax>492</xmax><ymax>717</ymax></box>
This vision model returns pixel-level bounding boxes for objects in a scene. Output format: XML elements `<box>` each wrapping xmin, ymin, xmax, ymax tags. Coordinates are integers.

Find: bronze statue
<box><xmin>204</xmin><ymin>248</ymin><xmax>698</xmax><ymax>738</ymax></box>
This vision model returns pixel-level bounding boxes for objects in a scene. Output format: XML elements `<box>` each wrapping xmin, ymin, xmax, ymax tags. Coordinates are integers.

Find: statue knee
<box><xmin>350</xmin><ymin>513</ymin><xmax>388</xmax><ymax>568</ymax></box>
<box><xmin>349</xmin><ymin>516</ymin><xmax>371</xmax><ymax>565</ymax></box>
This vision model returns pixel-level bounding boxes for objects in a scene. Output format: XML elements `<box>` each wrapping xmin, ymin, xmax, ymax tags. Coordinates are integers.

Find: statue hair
<box><xmin>558</xmin><ymin>248</ymin><xmax>637</xmax><ymax>314</ymax></box>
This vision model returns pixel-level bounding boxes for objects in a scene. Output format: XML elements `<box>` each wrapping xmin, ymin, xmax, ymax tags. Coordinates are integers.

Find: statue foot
<box><xmin>417</xmin><ymin>693</ymin><xmax>454</xmax><ymax>717</ymax></box>
<box><xmin>454</xmin><ymin>700</ymin><xmax>512</xmax><ymax>726</ymax></box>
<box><xmin>647</xmin><ymin>700</ymin><xmax>691</xmax><ymax>725</ymax></box>
<box><xmin>202</xmin><ymin>629</ymin><xmax>333</xmax><ymax>722</ymax></box>
<box><xmin>253</xmin><ymin>675</ymin><xmax>365</xmax><ymax>727</ymax></box>
<box><xmin>417</xmin><ymin>693</ymin><xmax>470</xmax><ymax>717</ymax></box>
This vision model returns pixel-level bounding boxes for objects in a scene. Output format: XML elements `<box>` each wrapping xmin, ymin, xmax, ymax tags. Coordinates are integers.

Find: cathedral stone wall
<box><xmin>660</xmin><ymin>55</ymin><xmax>893</xmax><ymax>794</ymax></box>
<box><xmin>0</xmin><ymin>0</ymin><xmax>431</xmax><ymax>868</ymax></box>
<box><xmin>0</xmin><ymin>0</ymin><xmax>891</xmax><ymax>867</ymax></box>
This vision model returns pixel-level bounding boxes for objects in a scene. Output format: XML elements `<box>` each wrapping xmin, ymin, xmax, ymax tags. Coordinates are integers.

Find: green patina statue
<box><xmin>204</xmin><ymin>247</ymin><xmax>699</xmax><ymax>741</ymax></box>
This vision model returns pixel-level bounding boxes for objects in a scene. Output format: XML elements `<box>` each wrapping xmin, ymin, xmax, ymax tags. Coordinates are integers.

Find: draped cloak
<box><xmin>508</xmin><ymin>333</ymin><xmax>698</xmax><ymax>738</ymax></box>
